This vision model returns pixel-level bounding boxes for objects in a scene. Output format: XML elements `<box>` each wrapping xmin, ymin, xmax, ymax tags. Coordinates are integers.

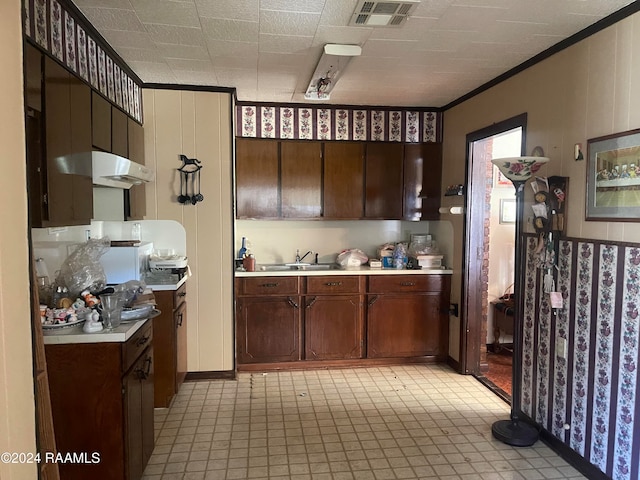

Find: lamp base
<box><xmin>491</xmin><ymin>419</ymin><xmax>539</xmax><ymax>447</ymax></box>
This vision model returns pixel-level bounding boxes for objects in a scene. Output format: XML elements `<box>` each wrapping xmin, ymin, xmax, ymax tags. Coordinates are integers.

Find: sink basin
<box><xmin>258</xmin><ymin>263</ymin><xmax>340</xmax><ymax>272</ymax></box>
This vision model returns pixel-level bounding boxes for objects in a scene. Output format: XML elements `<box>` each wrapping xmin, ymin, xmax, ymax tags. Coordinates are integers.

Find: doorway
<box><xmin>460</xmin><ymin>113</ymin><xmax>527</xmax><ymax>398</ymax></box>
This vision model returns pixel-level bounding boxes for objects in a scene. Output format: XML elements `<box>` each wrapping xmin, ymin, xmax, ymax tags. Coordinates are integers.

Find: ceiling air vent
<box><xmin>350</xmin><ymin>0</ymin><xmax>420</xmax><ymax>27</ymax></box>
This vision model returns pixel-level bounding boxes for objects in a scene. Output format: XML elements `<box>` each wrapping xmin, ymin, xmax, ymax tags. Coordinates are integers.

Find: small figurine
<box><xmin>82</xmin><ymin>310</ymin><xmax>103</xmax><ymax>333</ymax></box>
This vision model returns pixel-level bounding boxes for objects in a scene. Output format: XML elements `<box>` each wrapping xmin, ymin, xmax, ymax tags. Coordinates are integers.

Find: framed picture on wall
<box><xmin>499</xmin><ymin>198</ymin><xmax>516</xmax><ymax>224</ymax></box>
<box><xmin>587</xmin><ymin>128</ymin><xmax>640</xmax><ymax>221</ymax></box>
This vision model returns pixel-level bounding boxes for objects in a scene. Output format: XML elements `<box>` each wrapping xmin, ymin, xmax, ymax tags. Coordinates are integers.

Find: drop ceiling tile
<box><xmin>200</xmin><ymin>17</ymin><xmax>259</xmax><ymax>42</ymax></box>
<box><xmin>116</xmin><ymin>46</ymin><xmax>163</xmax><ymax>62</ymax></box>
<box><xmin>126</xmin><ymin>60</ymin><xmax>177</xmax><ymax>82</ymax></box>
<box><xmin>204</xmin><ymin>40</ymin><xmax>259</xmax><ymax>58</ymax></box>
<box><xmin>318</xmin><ymin>0</ymin><xmax>360</xmax><ymax>26</ymax></box>
<box><xmin>166</xmin><ymin>58</ymin><xmax>215</xmax><ymax>72</ymax></box>
<box><xmin>171</xmin><ymin>70</ymin><xmax>220</xmax><ymax>85</ymax></box>
<box><xmin>79</xmin><ymin>7</ymin><xmax>144</xmax><ymax>31</ymax></box>
<box><xmin>157</xmin><ymin>43</ymin><xmax>210</xmax><ymax>61</ymax></box>
<box><xmin>215</xmin><ymin>68</ymin><xmax>258</xmax><ymax>88</ymax></box>
<box><xmin>98</xmin><ymin>29</ymin><xmax>154</xmax><ymax>49</ymax></box>
<box><xmin>360</xmin><ymin>38</ymin><xmax>419</xmax><ymax>57</ymax></box>
<box><xmin>144</xmin><ymin>24</ymin><xmax>206</xmax><ymax>46</ymax></box>
<box><xmin>259</xmin><ymin>34</ymin><xmax>314</xmax><ymax>54</ymax></box>
<box><xmin>258</xmin><ymin>52</ymin><xmax>314</xmax><ymax>70</ymax></box>
<box><xmin>312</xmin><ymin>25</ymin><xmax>372</xmax><ymax>47</ymax></box>
<box><xmin>74</xmin><ymin>0</ymin><xmax>134</xmax><ymax>9</ymax></box>
<box><xmin>195</xmin><ymin>0</ymin><xmax>259</xmax><ymax>21</ymax></box>
<box><xmin>261</xmin><ymin>0</ymin><xmax>326</xmax><ymax>14</ymax></box>
<box><xmin>211</xmin><ymin>55</ymin><xmax>258</xmax><ymax>69</ymax></box>
<box><xmin>129</xmin><ymin>0</ymin><xmax>200</xmax><ymax>27</ymax></box>
<box><xmin>259</xmin><ymin>10</ymin><xmax>321</xmax><ymax>36</ymax></box>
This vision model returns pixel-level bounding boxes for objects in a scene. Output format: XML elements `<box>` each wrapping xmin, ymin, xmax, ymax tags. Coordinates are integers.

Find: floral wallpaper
<box><xmin>237</xmin><ymin>104</ymin><xmax>441</xmax><ymax>143</ymax></box>
<box><xmin>24</xmin><ymin>0</ymin><xmax>143</xmax><ymax>123</ymax></box>
<box><xmin>522</xmin><ymin>235</ymin><xmax>640</xmax><ymax>479</ymax></box>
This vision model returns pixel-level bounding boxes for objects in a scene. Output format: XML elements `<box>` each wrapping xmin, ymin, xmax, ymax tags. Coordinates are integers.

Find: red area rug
<box><xmin>484</xmin><ymin>350</ymin><xmax>512</xmax><ymax>397</ymax></box>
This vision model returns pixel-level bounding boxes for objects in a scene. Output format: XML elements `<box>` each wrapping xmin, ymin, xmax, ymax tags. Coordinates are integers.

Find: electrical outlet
<box><xmin>556</xmin><ymin>336</ymin><xmax>568</xmax><ymax>360</ymax></box>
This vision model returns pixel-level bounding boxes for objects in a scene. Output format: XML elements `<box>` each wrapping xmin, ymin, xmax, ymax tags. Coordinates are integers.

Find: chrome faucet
<box><xmin>295</xmin><ymin>249</ymin><xmax>313</xmax><ymax>263</ymax></box>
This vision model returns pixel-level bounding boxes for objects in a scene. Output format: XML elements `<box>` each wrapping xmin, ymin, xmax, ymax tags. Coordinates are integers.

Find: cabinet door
<box><xmin>152</xmin><ymin>290</ymin><xmax>177</xmax><ymax>408</ymax></box>
<box><xmin>365</xmin><ymin>143</ymin><xmax>403</xmax><ymax>219</ymax></box>
<box><xmin>305</xmin><ymin>295</ymin><xmax>363</xmax><ymax>360</ymax></box>
<box><xmin>112</xmin><ymin>107</ymin><xmax>128</xmax><ymax>157</ymax></box>
<box><xmin>281</xmin><ymin>141</ymin><xmax>322</xmax><ymax>218</ymax></box>
<box><xmin>405</xmin><ymin>143</ymin><xmax>442</xmax><ymax>220</ymax></box>
<box><xmin>124</xmin><ymin>347</ymin><xmax>154</xmax><ymax>480</ymax></box>
<box><xmin>236</xmin><ymin>138</ymin><xmax>279</xmax><ymax>218</ymax></box>
<box><xmin>92</xmin><ymin>91</ymin><xmax>111</xmax><ymax>151</ymax></box>
<box><xmin>69</xmin><ymin>74</ymin><xmax>93</xmax><ymax>223</ymax></box>
<box><xmin>44</xmin><ymin>58</ymin><xmax>74</xmax><ymax>225</ymax></box>
<box><xmin>127</xmin><ymin>119</ymin><xmax>146</xmax><ymax>220</ymax></box>
<box><xmin>25</xmin><ymin>43</ymin><xmax>42</xmax><ymax>111</ymax></box>
<box><xmin>323</xmin><ymin>142</ymin><xmax>364</xmax><ymax>218</ymax></box>
<box><xmin>236</xmin><ymin>296</ymin><xmax>301</xmax><ymax>363</ymax></box>
<box><xmin>174</xmin><ymin>301</ymin><xmax>187</xmax><ymax>391</ymax></box>
<box><xmin>367</xmin><ymin>293</ymin><xmax>445</xmax><ymax>358</ymax></box>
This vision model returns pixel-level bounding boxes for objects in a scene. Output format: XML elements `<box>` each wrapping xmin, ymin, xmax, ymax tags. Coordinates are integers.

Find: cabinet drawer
<box><xmin>368</xmin><ymin>275</ymin><xmax>444</xmax><ymax>293</ymax></box>
<box><xmin>306</xmin><ymin>276</ymin><xmax>363</xmax><ymax>294</ymax></box>
<box><xmin>122</xmin><ymin>321</ymin><xmax>153</xmax><ymax>374</ymax></box>
<box><xmin>241</xmin><ymin>276</ymin><xmax>300</xmax><ymax>295</ymax></box>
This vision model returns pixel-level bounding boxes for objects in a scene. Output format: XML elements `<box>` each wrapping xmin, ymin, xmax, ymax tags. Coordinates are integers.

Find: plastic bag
<box><xmin>114</xmin><ymin>280</ymin><xmax>147</xmax><ymax>308</ymax></box>
<box><xmin>337</xmin><ymin>248</ymin><xmax>369</xmax><ymax>267</ymax></box>
<box><xmin>56</xmin><ymin>237</ymin><xmax>111</xmax><ymax>298</ymax></box>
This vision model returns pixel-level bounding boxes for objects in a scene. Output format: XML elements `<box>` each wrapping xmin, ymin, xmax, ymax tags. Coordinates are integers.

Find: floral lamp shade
<box><xmin>491</xmin><ymin>156</ymin><xmax>550</xmax><ymax>183</ymax></box>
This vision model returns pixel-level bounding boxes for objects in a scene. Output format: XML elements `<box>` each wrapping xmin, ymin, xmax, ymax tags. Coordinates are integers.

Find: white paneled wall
<box><xmin>143</xmin><ymin>89</ymin><xmax>234</xmax><ymax>372</ymax></box>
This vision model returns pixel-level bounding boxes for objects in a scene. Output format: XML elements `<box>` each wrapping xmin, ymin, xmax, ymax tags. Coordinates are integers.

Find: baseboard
<box><xmin>237</xmin><ymin>356</ymin><xmax>444</xmax><ymax>372</ymax></box>
<box><xmin>185</xmin><ymin>370</ymin><xmax>236</xmax><ymax>381</ymax></box>
<box><xmin>539</xmin><ymin>430</ymin><xmax>609</xmax><ymax>480</ymax></box>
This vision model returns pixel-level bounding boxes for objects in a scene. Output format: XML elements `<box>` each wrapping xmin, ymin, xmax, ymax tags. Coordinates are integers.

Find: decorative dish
<box><xmin>42</xmin><ymin>317</ymin><xmax>86</xmax><ymax>330</ymax></box>
<box><xmin>120</xmin><ymin>307</ymin><xmax>161</xmax><ymax>323</ymax></box>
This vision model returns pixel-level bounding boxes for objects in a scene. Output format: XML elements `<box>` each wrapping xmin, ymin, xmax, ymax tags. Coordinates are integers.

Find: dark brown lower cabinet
<box><xmin>236</xmin><ymin>274</ymin><xmax>450</xmax><ymax>368</ymax></box>
<box><xmin>236</xmin><ymin>296</ymin><xmax>302</xmax><ymax>363</ymax></box>
<box><xmin>44</xmin><ymin>321</ymin><xmax>154</xmax><ymax>480</ymax></box>
<box><xmin>153</xmin><ymin>283</ymin><xmax>188</xmax><ymax>408</ymax></box>
<box><xmin>305</xmin><ymin>295</ymin><xmax>363</xmax><ymax>360</ymax></box>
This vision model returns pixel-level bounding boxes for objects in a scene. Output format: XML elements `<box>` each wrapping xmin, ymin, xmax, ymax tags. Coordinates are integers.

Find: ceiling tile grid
<box><xmin>71</xmin><ymin>0</ymin><xmax>636</xmax><ymax>107</ymax></box>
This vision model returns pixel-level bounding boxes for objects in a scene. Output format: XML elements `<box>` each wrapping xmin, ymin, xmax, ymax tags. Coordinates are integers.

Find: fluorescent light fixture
<box><xmin>304</xmin><ymin>44</ymin><xmax>362</xmax><ymax>101</ymax></box>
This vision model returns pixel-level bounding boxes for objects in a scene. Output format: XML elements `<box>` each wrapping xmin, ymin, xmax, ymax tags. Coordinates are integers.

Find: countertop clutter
<box><xmin>43</xmin><ymin>317</ymin><xmax>151</xmax><ymax>344</ymax></box>
<box><xmin>236</xmin><ymin>266</ymin><xmax>453</xmax><ymax>277</ymax></box>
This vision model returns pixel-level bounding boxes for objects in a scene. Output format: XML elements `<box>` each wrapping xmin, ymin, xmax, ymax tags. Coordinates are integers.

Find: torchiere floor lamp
<box><xmin>490</xmin><ymin>155</ymin><xmax>549</xmax><ymax>447</ymax></box>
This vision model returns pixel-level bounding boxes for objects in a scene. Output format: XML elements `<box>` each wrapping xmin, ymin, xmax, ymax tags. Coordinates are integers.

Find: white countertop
<box><xmin>146</xmin><ymin>274</ymin><xmax>188</xmax><ymax>291</ymax></box>
<box><xmin>43</xmin><ymin>318</ymin><xmax>150</xmax><ymax>345</ymax></box>
<box><xmin>236</xmin><ymin>266</ymin><xmax>453</xmax><ymax>277</ymax></box>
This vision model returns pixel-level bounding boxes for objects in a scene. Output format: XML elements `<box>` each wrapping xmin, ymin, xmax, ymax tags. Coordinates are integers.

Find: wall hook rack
<box><xmin>177</xmin><ymin>155</ymin><xmax>203</xmax><ymax>205</ymax></box>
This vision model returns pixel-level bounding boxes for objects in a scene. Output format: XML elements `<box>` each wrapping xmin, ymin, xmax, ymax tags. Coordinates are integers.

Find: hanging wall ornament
<box><xmin>177</xmin><ymin>155</ymin><xmax>203</xmax><ymax>205</ymax></box>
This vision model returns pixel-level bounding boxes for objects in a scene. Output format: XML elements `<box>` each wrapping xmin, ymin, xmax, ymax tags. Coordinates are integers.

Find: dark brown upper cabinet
<box><xmin>236</xmin><ymin>138</ymin><xmax>279</xmax><ymax>218</ymax></box>
<box><xmin>92</xmin><ymin>91</ymin><xmax>112</xmax><ymax>152</ymax></box>
<box><xmin>405</xmin><ymin>143</ymin><xmax>442</xmax><ymax>221</ymax></box>
<box><xmin>127</xmin><ymin>119</ymin><xmax>146</xmax><ymax>220</ymax></box>
<box><xmin>323</xmin><ymin>142</ymin><xmax>365</xmax><ymax>219</ymax></box>
<box><xmin>111</xmin><ymin>107</ymin><xmax>128</xmax><ymax>158</ymax></box>
<box><xmin>364</xmin><ymin>142</ymin><xmax>404</xmax><ymax>219</ymax></box>
<box><xmin>281</xmin><ymin>141</ymin><xmax>322</xmax><ymax>218</ymax></box>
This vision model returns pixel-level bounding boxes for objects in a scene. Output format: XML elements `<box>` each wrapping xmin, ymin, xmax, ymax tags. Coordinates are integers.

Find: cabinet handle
<box><xmin>368</xmin><ymin>295</ymin><xmax>378</xmax><ymax>307</ymax></box>
<box><xmin>135</xmin><ymin>334</ymin><xmax>150</xmax><ymax>347</ymax></box>
<box><xmin>261</xmin><ymin>282</ymin><xmax>279</xmax><ymax>288</ymax></box>
<box><xmin>177</xmin><ymin>291</ymin><xmax>187</xmax><ymax>297</ymax></box>
<box><xmin>136</xmin><ymin>357</ymin><xmax>152</xmax><ymax>380</ymax></box>
<box><xmin>324</xmin><ymin>281</ymin><xmax>342</xmax><ymax>287</ymax></box>
<box><xmin>400</xmin><ymin>281</ymin><xmax>416</xmax><ymax>287</ymax></box>
<box><xmin>306</xmin><ymin>297</ymin><xmax>317</xmax><ymax>309</ymax></box>
<box><xmin>287</xmin><ymin>297</ymin><xmax>299</xmax><ymax>309</ymax></box>
<box><xmin>177</xmin><ymin>313</ymin><xmax>183</xmax><ymax>327</ymax></box>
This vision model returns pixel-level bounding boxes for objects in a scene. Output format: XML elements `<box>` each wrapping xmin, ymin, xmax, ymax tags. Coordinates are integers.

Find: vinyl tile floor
<box><xmin>143</xmin><ymin>364</ymin><xmax>587</xmax><ymax>480</ymax></box>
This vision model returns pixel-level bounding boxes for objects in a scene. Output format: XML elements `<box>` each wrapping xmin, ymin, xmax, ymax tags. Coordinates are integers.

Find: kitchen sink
<box><xmin>258</xmin><ymin>263</ymin><xmax>340</xmax><ymax>272</ymax></box>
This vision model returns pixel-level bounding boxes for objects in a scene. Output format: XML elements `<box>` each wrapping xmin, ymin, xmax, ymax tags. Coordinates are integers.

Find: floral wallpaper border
<box><xmin>24</xmin><ymin>0</ymin><xmax>143</xmax><ymax>123</ymax></box>
<box><xmin>521</xmin><ymin>235</ymin><xmax>640</xmax><ymax>480</ymax></box>
<box><xmin>237</xmin><ymin>103</ymin><xmax>441</xmax><ymax>143</ymax></box>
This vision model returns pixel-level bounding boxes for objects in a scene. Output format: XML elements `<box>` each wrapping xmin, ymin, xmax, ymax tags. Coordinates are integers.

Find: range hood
<box><xmin>92</xmin><ymin>151</ymin><xmax>154</xmax><ymax>189</ymax></box>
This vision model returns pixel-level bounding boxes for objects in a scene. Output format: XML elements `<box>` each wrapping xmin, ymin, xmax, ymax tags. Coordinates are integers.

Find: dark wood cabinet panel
<box><xmin>305</xmin><ymin>295</ymin><xmax>363</xmax><ymax>360</ymax></box>
<box><xmin>305</xmin><ymin>275</ymin><xmax>364</xmax><ymax>295</ymax></box>
<box><xmin>45</xmin><ymin>321</ymin><xmax>154</xmax><ymax>480</ymax></box>
<box><xmin>404</xmin><ymin>143</ymin><xmax>442</xmax><ymax>220</ymax></box>
<box><xmin>153</xmin><ymin>283</ymin><xmax>187</xmax><ymax>408</ymax></box>
<box><xmin>68</xmin><ymin>74</ymin><xmax>93</xmax><ymax>223</ymax></box>
<box><xmin>25</xmin><ymin>43</ymin><xmax>42</xmax><ymax>111</ymax></box>
<box><xmin>92</xmin><ymin>91</ymin><xmax>111</xmax><ymax>151</ymax></box>
<box><xmin>323</xmin><ymin>142</ymin><xmax>364</xmax><ymax>218</ymax></box>
<box><xmin>281</xmin><ymin>141</ymin><xmax>322</xmax><ymax>218</ymax></box>
<box><xmin>236</xmin><ymin>296</ymin><xmax>301</xmax><ymax>363</ymax></box>
<box><xmin>365</xmin><ymin>142</ymin><xmax>403</xmax><ymax>219</ymax></box>
<box><xmin>236</xmin><ymin>138</ymin><xmax>279</xmax><ymax>218</ymax></box>
<box><xmin>241</xmin><ymin>276</ymin><xmax>300</xmax><ymax>296</ymax></box>
<box><xmin>127</xmin><ymin>119</ymin><xmax>146</xmax><ymax>220</ymax></box>
<box><xmin>367</xmin><ymin>293</ymin><xmax>446</xmax><ymax>358</ymax></box>
<box><xmin>112</xmin><ymin>107</ymin><xmax>129</xmax><ymax>157</ymax></box>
